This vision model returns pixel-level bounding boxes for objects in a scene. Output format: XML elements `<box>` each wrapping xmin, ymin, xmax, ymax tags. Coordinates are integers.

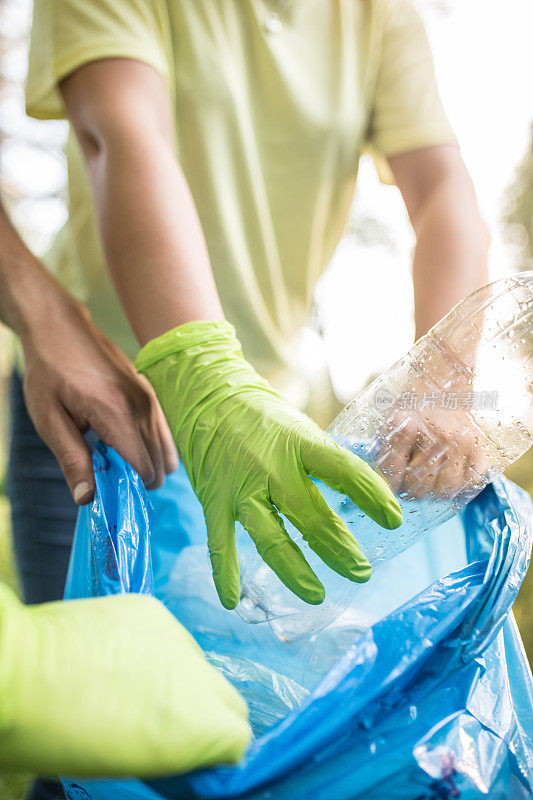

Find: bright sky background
<box><xmin>1</xmin><ymin>0</ymin><xmax>532</xmax><ymax>404</ymax></box>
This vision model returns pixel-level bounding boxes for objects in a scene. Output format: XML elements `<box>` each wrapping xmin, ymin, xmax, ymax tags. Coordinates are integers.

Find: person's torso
<box><xmin>46</xmin><ymin>0</ymin><xmax>378</xmax><ymax>413</ymax></box>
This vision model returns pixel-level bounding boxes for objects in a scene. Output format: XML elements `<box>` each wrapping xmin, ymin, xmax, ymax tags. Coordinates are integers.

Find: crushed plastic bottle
<box><xmin>235</xmin><ymin>272</ymin><xmax>533</xmax><ymax>642</ymax></box>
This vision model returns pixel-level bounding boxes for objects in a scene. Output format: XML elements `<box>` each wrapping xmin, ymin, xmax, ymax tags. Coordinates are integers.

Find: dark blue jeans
<box><xmin>7</xmin><ymin>373</ymin><xmax>75</xmax><ymax>800</ymax></box>
<box><xmin>7</xmin><ymin>373</ymin><xmax>79</xmax><ymax>605</ymax></box>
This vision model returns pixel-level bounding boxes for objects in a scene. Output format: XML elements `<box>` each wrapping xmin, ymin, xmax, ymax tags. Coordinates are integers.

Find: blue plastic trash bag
<box><xmin>63</xmin><ymin>442</ymin><xmax>533</xmax><ymax>800</ymax></box>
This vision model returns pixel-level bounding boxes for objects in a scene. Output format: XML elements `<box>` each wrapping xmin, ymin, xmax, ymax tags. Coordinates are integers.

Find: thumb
<box><xmin>37</xmin><ymin>405</ymin><xmax>96</xmax><ymax>505</ymax></box>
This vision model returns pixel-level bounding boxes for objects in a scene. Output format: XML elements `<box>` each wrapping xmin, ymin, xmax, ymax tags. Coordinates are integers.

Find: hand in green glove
<box><xmin>0</xmin><ymin>582</ymin><xmax>250</xmax><ymax>777</ymax></box>
<box><xmin>136</xmin><ymin>321</ymin><xmax>402</xmax><ymax>610</ymax></box>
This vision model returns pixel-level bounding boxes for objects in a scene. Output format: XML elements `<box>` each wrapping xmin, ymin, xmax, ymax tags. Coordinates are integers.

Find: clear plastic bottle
<box><xmin>235</xmin><ymin>272</ymin><xmax>533</xmax><ymax>642</ymax></box>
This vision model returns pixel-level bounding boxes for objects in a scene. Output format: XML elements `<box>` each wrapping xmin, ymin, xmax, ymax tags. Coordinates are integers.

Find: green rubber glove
<box><xmin>0</xmin><ymin>582</ymin><xmax>250</xmax><ymax>777</ymax></box>
<box><xmin>136</xmin><ymin>321</ymin><xmax>402</xmax><ymax>610</ymax></box>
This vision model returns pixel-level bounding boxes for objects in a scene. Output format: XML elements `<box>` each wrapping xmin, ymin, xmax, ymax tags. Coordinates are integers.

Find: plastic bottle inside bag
<box><xmin>235</xmin><ymin>272</ymin><xmax>533</xmax><ymax>642</ymax></box>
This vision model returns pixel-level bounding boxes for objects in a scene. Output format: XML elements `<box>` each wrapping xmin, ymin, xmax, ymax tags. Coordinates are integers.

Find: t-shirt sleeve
<box><xmin>365</xmin><ymin>0</ymin><xmax>457</xmax><ymax>181</ymax></box>
<box><xmin>25</xmin><ymin>0</ymin><xmax>170</xmax><ymax>120</ymax></box>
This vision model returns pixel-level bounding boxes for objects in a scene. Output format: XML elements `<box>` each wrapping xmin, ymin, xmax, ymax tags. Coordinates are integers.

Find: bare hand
<box><xmin>21</xmin><ymin>290</ymin><xmax>178</xmax><ymax>504</ymax></box>
<box><xmin>381</xmin><ymin>402</ymin><xmax>491</xmax><ymax>500</ymax></box>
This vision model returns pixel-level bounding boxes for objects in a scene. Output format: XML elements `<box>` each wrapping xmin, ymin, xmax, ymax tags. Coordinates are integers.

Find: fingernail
<box><xmin>74</xmin><ymin>481</ymin><xmax>91</xmax><ymax>504</ymax></box>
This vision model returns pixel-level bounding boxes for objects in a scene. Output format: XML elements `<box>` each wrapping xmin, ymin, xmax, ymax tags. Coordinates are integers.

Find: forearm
<box><xmin>79</xmin><ymin>119</ymin><xmax>223</xmax><ymax>346</ymax></box>
<box><xmin>60</xmin><ymin>60</ymin><xmax>224</xmax><ymax>346</ymax></box>
<box><xmin>0</xmin><ymin>190</ymin><xmax>178</xmax><ymax>499</ymax></box>
<box><xmin>411</xmin><ymin>175</ymin><xmax>489</xmax><ymax>339</ymax></box>
<box><xmin>0</xmin><ymin>202</ymin><xmax>66</xmax><ymax>340</ymax></box>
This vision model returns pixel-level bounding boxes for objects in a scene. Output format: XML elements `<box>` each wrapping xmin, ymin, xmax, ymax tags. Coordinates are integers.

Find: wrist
<box><xmin>1</xmin><ymin>256</ymin><xmax>63</xmax><ymax>342</ymax></box>
<box><xmin>17</xmin><ymin>271</ymin><xmax>84</xmax><ymax>352</ymax></box>
<box><xmin>135</xmin><ymin>319</ymin><xmax>237</xmax><ymax>373</ymax></box>
<box><xmin>0</xmin><ymin>254</ymin><xmax>39</xmax><ymax>337</ymax></box>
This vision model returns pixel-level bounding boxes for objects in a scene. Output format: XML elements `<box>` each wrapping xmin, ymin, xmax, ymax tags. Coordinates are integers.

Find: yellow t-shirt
<box><xmin>26</xmin><ymin>0</ymin><xmax>455</xmax><ymax>418</ymax></box>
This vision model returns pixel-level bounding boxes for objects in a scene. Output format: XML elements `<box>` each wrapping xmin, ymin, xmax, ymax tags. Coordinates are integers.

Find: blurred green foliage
<box><xmin>505</xmin><ymin>127</ymin><xmax>533</xmax><ymax>271</ymax></box>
